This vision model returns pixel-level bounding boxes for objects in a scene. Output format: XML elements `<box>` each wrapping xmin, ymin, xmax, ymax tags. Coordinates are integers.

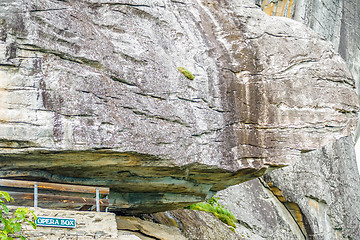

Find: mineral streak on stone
<box><xmin>0</xmin><ymin>0</ymin><xmax>358</xmax><ymax>213</ymax></box>
<box><xmin>260</xmin><ymin>0</ymin><xmax>295</xmax><ymax>17</ymax></box>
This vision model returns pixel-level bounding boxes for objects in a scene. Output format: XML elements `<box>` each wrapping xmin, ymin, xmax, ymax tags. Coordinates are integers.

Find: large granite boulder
<box><xmin>0</xmin><ymin>0</ymin><xmax>358</xmax><ymax>213</ymax></box>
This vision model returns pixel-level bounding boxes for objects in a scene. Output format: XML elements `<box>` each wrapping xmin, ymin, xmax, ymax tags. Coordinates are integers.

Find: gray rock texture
<box><xmin>218</xmin><ymin>136</ymin><xmax>360</xmax><ymax>239</ymax></box>
<box><xmin>217</xmin><ymin>179</ymin><xmax>305</xmax><ymax>240</ymax></box>
<box><xmin>225</xmin><ymin>2</ymin><xmax>360</xmax><ymax>239</ymax></box>
<box><xmin>151</xmin><ymin>209</ymin><xmax>242</xmax><ymax>240</ymax></box>
<box><xmin>292</xmin><ymin>0</ymin><xmax>360</xmax><ymax>140</ymax></box>
<box><xmin>0</xmin><ymin>0</ymin><xmax>358</xmax><ymax>213</ymax></box>
<box><xmin>260</xmin><ymin>0</ymin><xmax>360</xmax><ymax>103</ymax></box>
<box><xmin>266</xmin><ymin>136</ymin><xmax>360</xmax><ymax>239</ymax></box>
<box><xmin>293</xmin><ymin>0</ymin><xmax>360</xmax><ymax>99</ymax></box>
<box><xmin>117</xmin><ymin>216</ymin><xmax>187</xmax><ymax>240</ymax></box>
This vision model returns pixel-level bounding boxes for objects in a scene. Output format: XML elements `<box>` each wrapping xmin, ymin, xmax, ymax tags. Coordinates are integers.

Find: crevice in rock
<box><xmin>98</xmin><ymin>3</ymin><xmax>152</xmax><ymax>8</ymax></box>
<box><xmin>276</xmin><ymin>59</ymin><xmax>319</xmax><ymax>74</ymax></box>
<box><xmin>135</xmin><ymin>92</ymin><xmax>167</xmax><ymax>101</ymax></box>
<box><xmin>19</xmin><ymin>44</ymin><xmax>138</xmax><ymax>88</ymax></box>
<box><xmin>247</xmin><ymin>32</ymin><xmax>313</xmax><ymax>40</ymax></box>
<box><xmin>334</xmin><ymin>107</ymin><xmax>358</xmax><ymax>115</ymax></box>
<box><xmin>19</xmin><ymin>44</ymin><xmax>103</xmax><ymax>69</ymax></box>
<box><xmin>76</xmin><ymin>90</ymin><xmax>106</xmax><ymax>100</ymax></box>
<box><xmin>191</xmin><ymin>122</ymin><xmax>237</xmax><ymax>137</ymax></box>
<box><xmin>0</xmin><ymin>139</ymin><xmax>39</xmax><ymax>149</ymax></box>
<box><xmin>259</xmin><ymin>177</ymin><xmax>308</xmax><ymax>239</ymax></box>
<box><xmin>164</xmin><ymin>211</ymin><xmax>183</xmax><ymax>229</ymax></box>
<box><xmin>237</xmin><ymin>219</ymin><xmax>253</xmax><ymax>230</ymax></box>
<box><xmin>60</xmin><ymin>114</ymin><xmax>93</xmax><ymax>118</ymax></box>
<box><xmin>0</xmin><ymin>63</ymin><xmax>19</xmax><ymax>68</ymax></box>
<box><xmin>305</xmin><ymin>195</ymin><xmax>327</xmax><ymax>204</ymax></box>
<box><xmin>170</xmin><ymin>0</ymin><xmax>186</xmax><ymax>5</ymax></box>
<box><xmin>114</xmin><ymin>52</ymin><xmax>149</xmax><ymax>65</ymax></box>
<box><xmin>109</xmin><ymin>75</ymin><xmax>137</xmax><ymax>87</ymax></box>
<box><xmin>0</xmin><ymin>120</ymin><xmax>41</xmax><ymax>126</ymax></box>
<box><xmin>316</xmin><ymin>77</ymin><xmax>355</xmax><ymax>88</ymax></box>
<box><xmin>29</xmin><ymin>8</ymin><xmax>68</xmax><ymax>13</ymax></box>
<box><xmin>270</xmin><ymin>101</ymin><xmax>357</xmax><ymax>115</ymax></box>
<box><xmin>177</xmin><ymin>96</ymin><xmax>200</xmax><ymax>103</ymax></box>
<box><xmin>119</xmin><ymin>106</ymin><xmax>190</xmax><ymax>127</ymax></box>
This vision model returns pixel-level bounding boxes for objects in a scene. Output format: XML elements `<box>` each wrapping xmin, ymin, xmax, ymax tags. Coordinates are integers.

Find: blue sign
<box><xmin>36</xmin><ymin>217</ymin><xmax>76</xmax><ymax>228</ymax></box>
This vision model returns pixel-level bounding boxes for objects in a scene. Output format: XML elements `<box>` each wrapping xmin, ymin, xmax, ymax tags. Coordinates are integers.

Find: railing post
<box><xmin>96</xmin><ymin>188</ymin><xmax>100</xmax><ymax>212</ymax></box>
<box><xmin>105</xmin><ymin>195</ymin><xmax>109</xmax><ymax>212</ymax></box>
<box><xmin>34</xmin><ymin>183</ymin><xmax>38</xmax><ymax>208</ymax></box>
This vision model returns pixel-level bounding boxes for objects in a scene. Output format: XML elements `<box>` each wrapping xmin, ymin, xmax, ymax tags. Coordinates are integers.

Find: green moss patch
<box><xmin>187</xmin><ymin>197</ymin><xmax>237</xmax><ymax>230</ymax></box>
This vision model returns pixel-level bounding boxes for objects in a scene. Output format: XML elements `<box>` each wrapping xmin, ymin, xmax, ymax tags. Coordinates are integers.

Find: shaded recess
<box><xmin>0</xmin><ymin>151</ymin><xmax>275</xmax><ymax>213</ymax></box>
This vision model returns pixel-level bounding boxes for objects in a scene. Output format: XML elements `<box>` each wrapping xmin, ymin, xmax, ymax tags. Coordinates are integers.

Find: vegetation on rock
<box><xmin>187</xmin><ymin>197</ymin><xmax>237</xmax><ymax>232</ymax></box>
<box><xmin>177</xmin><ymin>67</ymin><xmax>195</xmax><ymax>80</ymax></box>
<box><xmin>0</xmin><ymin>191</ymin><xmax>37</xmax><ymax>240</ymax></box>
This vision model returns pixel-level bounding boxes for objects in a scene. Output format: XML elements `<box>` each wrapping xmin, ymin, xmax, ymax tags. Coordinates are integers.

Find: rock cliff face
<box><xmin>218</xmin><ymin>136</ymin><xmax>360</xmax><ymax>239</ymax></box>
<box><xmin>213</xmin><ymin>1</ymin><xmax>360</xmax><ymax>239</ymax></box>
<box><xmin>260</xmin><ymin>0</ymin><xmax>360</xmax><ymax>99</ymax></box>
<box><xmin>0</xmin><ymin>0</ymin><xmax>359</xmax><ymax>230</ymax></box>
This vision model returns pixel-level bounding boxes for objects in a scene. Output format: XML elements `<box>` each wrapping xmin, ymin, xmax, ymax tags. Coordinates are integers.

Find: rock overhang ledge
<box><xmin>0</xmin><ymin>149</ymin><xmax>282</xmax><ymax>213</ymax></box>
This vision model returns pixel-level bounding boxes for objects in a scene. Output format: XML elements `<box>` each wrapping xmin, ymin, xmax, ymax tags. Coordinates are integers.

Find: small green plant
<box><xmin>177</xmin><ymin>67</ymin><xmax>195</xmax><ymax>80</ymax></box>
<box><xmin>0</xmin><ymin>191</ymin><xmax>37</xmax><ymax>240</ymax></box>
<box><xmin>187</xmin><ymin>197</ymin><xmax>237</xmax><ymax>230</ymax></box>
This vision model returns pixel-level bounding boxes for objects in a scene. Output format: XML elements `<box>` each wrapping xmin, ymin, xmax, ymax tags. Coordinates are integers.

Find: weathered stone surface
<box><xmin>116</xmin><ymin>216</ymin><xmax>187</xmax><ymax>240</ymax></box>
<box><xmin>237</xmin><ymin>2</ymin><xmax>360</xmax><ymax>238</ymax></box>
<box><xmin>218</xmin><ymin>136</ymin><xmax>360</xmax><ymax>239</ymax></box>
<box><xmin>260</xmin><ymin>0</ymin><xmax>360</xmax><ymax>169</ymax></box>
<box><xmin>217</xmin><ymin>179</ymin><xmax>305</xmax><ymax>240</ymax></box>
<box><xmin>118</xmin><ymin>232</ymin><xmax>151</xmax><ymax>240</ymax></box>
<box><xmin>266</xmin><ymin>136</ymin><xmax>360</xmax><ymax>239</ymax></box>
<box><xmin>0</xmin><ymin>0</ymin><xmax>357</xmax><ymax>213</ymax></box>
<box><xmin>260</xmin><ymin>0</ymin><xmax>360</xmax><ymax>102</ymax></box>
<box><xmin>117</xmin><ymin>233</ymin><xmax>143</xmax><ymax>240</ymax></box>
<box><xmin>117</xmin><ymin>232</ymin><xmax>143</xmax><ymax>240</ymax></box>
<box><xmin>294</xmin><ymin>0</ymin><xmax>360</xmax><ymax>103</ymax></box>
<box><xmin>152</xmin><ymin>209</ymin><xmax>243</xmax><ymax>240</ymax></box>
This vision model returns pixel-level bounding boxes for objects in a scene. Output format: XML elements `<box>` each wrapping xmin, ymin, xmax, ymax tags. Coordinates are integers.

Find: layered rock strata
<box><xmin>218</xmin><ymin>1</ymin><xmax>360</xmax><ymax>239</ymax></box>
<box><xmin>260</xmin><ymin>0</ymin><xmax>360</xmax><ymax>101</ymax></box>
<box><xmin>0</xmin><ymin>0</ymin><xmax>358</xmax><ymax>212</ymax></box>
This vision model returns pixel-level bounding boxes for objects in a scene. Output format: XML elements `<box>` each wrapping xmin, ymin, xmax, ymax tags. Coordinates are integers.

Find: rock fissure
<box><xmin>109</xmin><ymin>75</ymin><xmax>137</xmax><ymax>87</ymax></box>
<box><xmin>94</xmin><ymin>3</ymin><xmax>152</xmax><ymax>8</ymax></box>
<box><xmin>135</xmin><ymin>92</ymin><xmax>167</xmax><ymax>101</ymax></box>
<box><xmin>0</xmin><ymin>63</ymin><xmax>19</xmax><ymax>68</ymax></box>
<box><xmin>29</xmin><ymin>8</ymin><xmax>69</xmax><ymax>13</ymax></box>
<box><xmin>259</xmin><ymin>178</ymin><xmax>308</xmax><ymax>239</ymax></box>
<box><xmin>121</xmin><ymin>107</ymin><xmax>190</xmax><ymax>127</ymax></box>
<box><xmin>276</xmin><ymin>60</ymin><xmax>319</xmax><ymax>74</ymax></box>
<box><xmin>191</xmin><ymin>122</ymin><xmax>237</xmax><ymax>137</ymax></box>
